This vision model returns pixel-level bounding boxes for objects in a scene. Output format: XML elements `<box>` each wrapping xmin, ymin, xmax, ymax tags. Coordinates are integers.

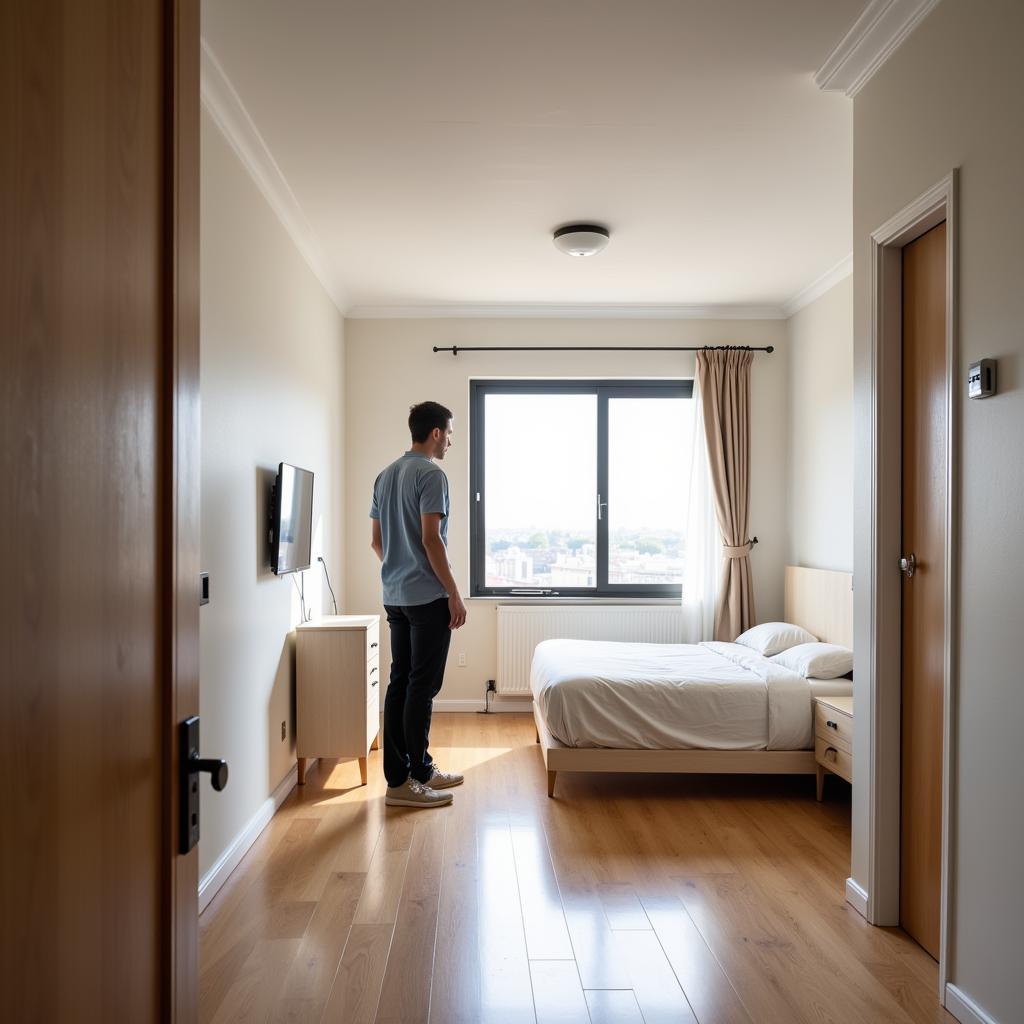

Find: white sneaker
<box><xmin>427</xmin><ymin>764</ymin><xmax>464</xmax><ymax>789</ymax></box>
<box><xmin>384</xmin><ymin>778</ymin><xmax>453</xmax><ymax>808</ymax></box>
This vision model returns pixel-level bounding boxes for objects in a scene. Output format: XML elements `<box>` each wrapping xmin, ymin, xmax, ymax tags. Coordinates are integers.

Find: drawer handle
<box><xmin>370</xmin><ymin>642</ymin><xmax>378</xmax><ymax>649</ymax></box>
<box><xmin>369</xmin><ymin>666</ymin><xmax>378</xmax><ymax>675</ymax></box>
<box><xmin>824</xmin><ymin>747</ymin><xmax>838</xmax><ymax>762</ymax></box>
<box><xmin>371</xmin><ymin>679</ymin><xmax>379</xmax><ymax>687</ymax></box>
<box><xmin>826</xmin><ymin>720</ymin><xmax>838</xmax><ymax>730</ymax></box>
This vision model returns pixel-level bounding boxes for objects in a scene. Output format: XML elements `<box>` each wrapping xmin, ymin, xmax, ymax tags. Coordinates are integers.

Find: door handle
<box><xmin>597</xmin><ymin>493</ymin><xmax>608</xmax><ymax>521</ymax></box>
<box><xmin>179</xmin><ymin>716</ymin><xmax>229</xmax><ymax>854</ymax></box>
<box><xmin>195</xmin><ymin>758</ymin><xmax>229</xmax><ymax>791</ymax></box>
<box><xmin>899</xmin><ymin>553</ymin><xmax>916</xmax><ymax>578</ymax></box>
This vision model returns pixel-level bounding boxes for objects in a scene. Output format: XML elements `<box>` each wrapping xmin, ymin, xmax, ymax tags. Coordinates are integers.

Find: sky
<box><xmin>483</xmin><ymin>392</ymin><xmax>693</xmax><ymax>535</ymax></box>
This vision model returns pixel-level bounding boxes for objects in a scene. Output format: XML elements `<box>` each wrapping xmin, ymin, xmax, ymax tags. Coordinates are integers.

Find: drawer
<box><xmin>365</xmin><ymin>620</ymin><xmax>380</xmax><ymax>661</ymax></box>
<box><xmin>814</xmin><ymin>702</ymin><xmax>853</xmax><ymax>752</ymax></box>
<box><xmin>367</xmin><ymin>654</ymin><xmax>381</xmax><ymax>696</ymax></box>
<box><xmin>815</xmin><ymin>736</ymin><xmax>853</xmax><ymax>784</ymax></box>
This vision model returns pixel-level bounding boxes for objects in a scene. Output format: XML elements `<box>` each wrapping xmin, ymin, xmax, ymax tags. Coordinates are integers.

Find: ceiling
<box><xmin>201</xmin><ymin>0</ymin><xmax>866</xmax><ymax>313</ymax></box>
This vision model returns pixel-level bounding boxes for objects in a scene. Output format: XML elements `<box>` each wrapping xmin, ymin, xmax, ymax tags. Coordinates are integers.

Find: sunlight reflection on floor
<box><xmin>310</xmin><ymin>744</ymin><xmax>514</xmax><ymax>806</ymax></box>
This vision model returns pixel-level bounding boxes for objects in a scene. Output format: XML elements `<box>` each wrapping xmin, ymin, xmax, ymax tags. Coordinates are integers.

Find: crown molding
<box><xmin>200</xmin><ymin>39</ymin><xmax>348</xmax><ymax>314</ymax></box>
<box><xmin>782</xmin><ymin>253</ymin><xmax>853</xmax><ymax>318</ymax></box>
<box><xmin>345</xmin><ymin>302</ymin><xmax>787</xmax><ymax>320</ymax></box>
<box><xmin>815</xmin><ymin>0</ymin><xmax>941</xmax><ymax>97</ymax></box>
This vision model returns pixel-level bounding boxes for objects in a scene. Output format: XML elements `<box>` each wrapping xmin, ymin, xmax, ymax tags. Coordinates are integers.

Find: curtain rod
<box><xmin>432</xmin><ymin>344</ymin><xmax>773</xmax><ymax>356</ymax></box>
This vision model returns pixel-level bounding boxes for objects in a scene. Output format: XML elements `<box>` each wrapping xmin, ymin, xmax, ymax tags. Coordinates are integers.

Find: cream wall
<box><xmin>785</xmin><ymin>277</ymin><xmax>853</xmax><ymax>572</ymax></box>
<box><xmin>199</xmin><ymin>109</ymin><xmax>346</xmax><ymax>881</ymax></box>
<box><xmin>344</xmin><ymin>318</ymin><xmax>788</xmax><ymax>703</ymax></box>
<box><xmin>852</xmin><ymin>2</ymin><xmax>1023</xmax><ymax>1019</ymax></box>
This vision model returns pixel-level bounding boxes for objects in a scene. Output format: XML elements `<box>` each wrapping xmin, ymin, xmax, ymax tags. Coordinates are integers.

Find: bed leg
<box><xmin>547</xmin><ymin>771</ymin><xmax>557</xmax><ymax>798</ymax></box>
<box><xmin>535</xmin><ymin>724</ymin><xmax>540</xmax><ymax>743</ymax></box>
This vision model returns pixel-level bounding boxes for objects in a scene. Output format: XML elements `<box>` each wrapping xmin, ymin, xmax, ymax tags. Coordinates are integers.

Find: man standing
<box><xmin>370</xmin><ymin>401</ymin><xmax>468</xmax><ymax>808</ymax></box>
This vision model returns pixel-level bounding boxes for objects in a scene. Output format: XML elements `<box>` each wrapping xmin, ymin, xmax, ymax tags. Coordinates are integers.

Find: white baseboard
<box><xmin>944</xmin><ymin>983</ymin><xmax>998</xmax><ymax>1024</ymax></box>
<box><xmin>198</xmin><ymin>759</ymin><xmax>309</xmax><ymax>914</ymax></box>
<box><xmin>433</xmin><ymin>698</ymin><xmax>534</xmax><ymax>713</ymax></box>
<box><xmin>845</xmin><ymin>877</ymin><xmax>869</xmax><ymax>918</ymax></box>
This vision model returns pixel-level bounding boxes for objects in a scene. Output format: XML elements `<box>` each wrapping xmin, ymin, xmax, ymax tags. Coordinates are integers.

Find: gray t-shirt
<box><xmin>370</xmin><ymin>452</ymin><xmax>449</xmax><ymax>606</ymax></box>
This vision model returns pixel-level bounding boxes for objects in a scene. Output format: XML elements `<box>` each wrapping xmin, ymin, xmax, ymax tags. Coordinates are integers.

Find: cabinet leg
<box><xmin>297</xmin><ymin>757</ymin><xmax>307</xmax><ymax>786</ymax></box>
<box><xmin>547</xmin><ymin>771</ymin><xmax>557</xmax><ymax>798</ymax></box>
<box><xmin>358</xmin><ymin>756</ymin><xmax>368</xmax><ymax>786</ymax></box>
<box><xmin>370</xmin><ymin>730</ymin><xmax>380</xmax><ymax>752</ymax></box>
<box><xmin>816</xmin><ymin>765</ymin><xmax>825</xmax><ymax>802</ymax></box>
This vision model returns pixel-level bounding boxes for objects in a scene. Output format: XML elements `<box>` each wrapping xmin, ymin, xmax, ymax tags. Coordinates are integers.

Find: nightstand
<box><xmin>814</xmin><ymin>694</ymin><xmax>853</xmax><ymax>800</ymax></box>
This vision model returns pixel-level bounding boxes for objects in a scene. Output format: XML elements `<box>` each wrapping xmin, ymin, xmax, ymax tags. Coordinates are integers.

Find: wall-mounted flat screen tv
<box><xmin>270</xmin><ymin>463</ymin><xmax>314</xmax><ymax>575</ymax></box>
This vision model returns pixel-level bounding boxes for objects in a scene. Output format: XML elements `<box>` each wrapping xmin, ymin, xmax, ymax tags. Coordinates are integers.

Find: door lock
<box><xmin>899</xmin><ymin>553</ymin><xmax>917</xmax><ymax>578</ymax></box>
<box><xmin>179</xmin><ymin>716</ymin><xmax>229</xmax><ymax>854</ymax></box>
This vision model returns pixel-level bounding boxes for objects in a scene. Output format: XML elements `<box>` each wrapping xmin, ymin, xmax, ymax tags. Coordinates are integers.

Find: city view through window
<box><xmin>483</xmin><ymin>391</ymin><xmax>693</xmax><ymax>589</ymax></box>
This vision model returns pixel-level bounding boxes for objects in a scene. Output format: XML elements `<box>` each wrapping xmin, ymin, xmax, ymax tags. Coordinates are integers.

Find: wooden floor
<box><xmin>199</xmin><ymin>714</ymin><xmax>955</xmax><ymax>1024</ymax></box>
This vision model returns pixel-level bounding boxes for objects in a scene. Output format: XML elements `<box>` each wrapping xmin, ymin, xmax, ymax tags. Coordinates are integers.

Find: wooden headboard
<box><xmin>783</xmin><ymin>566</ymin><xmax>853</xmax><ymax>649</ymax></box>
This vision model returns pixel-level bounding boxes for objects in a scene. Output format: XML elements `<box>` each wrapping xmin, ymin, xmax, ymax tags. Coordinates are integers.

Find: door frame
<box><xmin>864</xmin><ymin>170</ymin><xmax>958</xmax><ymax>998</ymax></box>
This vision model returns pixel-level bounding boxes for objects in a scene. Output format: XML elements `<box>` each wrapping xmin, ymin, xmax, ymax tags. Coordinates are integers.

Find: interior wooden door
<box><xmin>899</xmin><ymin>221</ymin><xmax>946</xmax><ymax>960</ymax></box>
<box><xmin>0</xmin><ymin>1</ymin><xmax>200</xmax><ymax>1019</ymax></box>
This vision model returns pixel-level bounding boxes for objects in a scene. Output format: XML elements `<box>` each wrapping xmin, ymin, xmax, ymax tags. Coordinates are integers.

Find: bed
<box><xmin>531</xmin><ymin>566</ymin><xmax>853</xmax><ymax>796</ymax></box>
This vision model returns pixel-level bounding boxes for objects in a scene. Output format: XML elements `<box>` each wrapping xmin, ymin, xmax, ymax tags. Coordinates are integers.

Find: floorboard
<box><xmin>199</xmin><ymin>714</ymin><xmax>956</xmax><ymax>1024</ymax></box>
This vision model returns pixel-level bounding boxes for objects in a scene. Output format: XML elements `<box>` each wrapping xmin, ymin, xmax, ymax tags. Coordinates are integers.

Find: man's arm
<box><xmin>421</xmin><ymin>513</ymin><xmax>467</xmax><ymax>629</ymax></box>
<box><xmin>370</xmin><ymin>518</ymin><xmax>384</xmax><ymax>563</ymax></box>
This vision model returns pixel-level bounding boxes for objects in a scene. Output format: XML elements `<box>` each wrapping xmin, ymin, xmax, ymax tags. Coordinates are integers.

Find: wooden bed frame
<box><xmin>534</xmin><ymin>565</ymin><xmax>853</xmax><ymax>797</ymax></box>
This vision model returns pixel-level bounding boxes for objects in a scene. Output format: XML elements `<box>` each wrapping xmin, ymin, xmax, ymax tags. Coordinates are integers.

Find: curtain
<box><xmin>695</xmin><ymin>348</ymin><xmax>756</xmax><ymax>640</ymax></box>
<box><xmin>680</xmin><ymin>376</ymin><xmax>720</xmax><ymax>641</ymax></box>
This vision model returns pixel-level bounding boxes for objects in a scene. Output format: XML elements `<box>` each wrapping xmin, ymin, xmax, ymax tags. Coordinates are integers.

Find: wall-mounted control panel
<box><xmin>968</xmin><ymin>358</ymin><xmax>996</xmax><ymax>399</ymax></box>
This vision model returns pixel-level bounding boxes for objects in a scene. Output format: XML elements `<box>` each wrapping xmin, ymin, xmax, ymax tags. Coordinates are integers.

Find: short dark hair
<box><xmin>408</xmin><ymin>401</ymin><xmax>453</xmax><ymax>443</ymax></box>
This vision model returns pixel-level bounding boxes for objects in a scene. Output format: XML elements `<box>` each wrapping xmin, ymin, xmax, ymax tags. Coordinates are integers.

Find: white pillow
<box><xmin>771</xmin><ymin>642</ymin><xmax>853</xmax><ymax>679</ymax></box>
<box><xmin>734</xmin><ymin>621</ymin><xmax>817</xmax><ymax>657</ymax></box>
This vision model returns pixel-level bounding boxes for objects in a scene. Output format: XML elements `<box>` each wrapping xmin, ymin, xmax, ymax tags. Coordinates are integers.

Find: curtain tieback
<box><xmin>722</xmin><ymin>537</ymin><xmax>758</xmax><ymax>558</ymax></box>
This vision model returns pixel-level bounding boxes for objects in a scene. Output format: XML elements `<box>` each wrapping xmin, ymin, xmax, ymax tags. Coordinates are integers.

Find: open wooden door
<box><xmin>1</xmin><ymin>1</ymin><xmax>200</xmax><ymax>1019</ymax></box>
<box><xmin>899</xmin><ymin>221</ymin><xmax>947</xmax><ymax>960</ymax></box>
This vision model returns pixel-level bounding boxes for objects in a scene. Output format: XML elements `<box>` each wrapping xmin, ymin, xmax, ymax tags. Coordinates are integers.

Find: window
<box><xmin>469</xmin><ymin>379</ymin><xmax>695</xmax><ymax>598</ymax></box>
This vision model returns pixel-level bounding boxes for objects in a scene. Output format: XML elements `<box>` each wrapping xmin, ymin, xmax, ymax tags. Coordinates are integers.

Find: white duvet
<box><xmin>530</xmin><ymin>639</ymin><xmax>814</xmax><ymax>751</ymax></box>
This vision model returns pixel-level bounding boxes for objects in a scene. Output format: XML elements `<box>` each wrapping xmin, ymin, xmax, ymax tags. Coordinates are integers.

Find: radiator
<box><xmin>496</xmin><ymin>604</ymin><xmax>685</xmax><ymax>695</ymax></box>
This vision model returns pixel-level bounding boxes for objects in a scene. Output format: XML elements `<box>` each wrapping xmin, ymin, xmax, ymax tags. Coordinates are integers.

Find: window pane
<box><xmin>607</xmin><ymin>397</ymin><xmax>691</xmax><ymax>585</ymax></box>
<box><xmin>484</xmin><ymin>393</ymin><xmax>596</xmax><ymax>588</ymax></box>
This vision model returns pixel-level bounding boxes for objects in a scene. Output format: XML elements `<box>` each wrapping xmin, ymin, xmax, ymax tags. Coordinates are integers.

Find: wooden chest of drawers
<box><xmin>814</xmin><ymin>694</ymin><xmax>853</xmax><ymax>800</ymax></box>
<box><xmin>295</xmin><ymin>614</ymin><xmax>381</xmax><ymax>786</ymax></box>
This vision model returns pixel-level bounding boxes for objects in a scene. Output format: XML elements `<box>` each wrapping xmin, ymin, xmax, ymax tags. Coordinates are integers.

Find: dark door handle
<box><xmin>179</xmin><ymin>716</ymin><xmax>229</xmax><ymax>853</ymax></box>
<box><xmin>194</xmin><ymin>758</ymin><xmax>229</xmax><ymax>791</ymax></box>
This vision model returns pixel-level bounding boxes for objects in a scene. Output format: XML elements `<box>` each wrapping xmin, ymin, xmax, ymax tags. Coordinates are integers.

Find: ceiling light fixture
<box><xmin>553</xmin><ymin>223</ymin><xmax>610</xmax><ymax>257</ymax></box>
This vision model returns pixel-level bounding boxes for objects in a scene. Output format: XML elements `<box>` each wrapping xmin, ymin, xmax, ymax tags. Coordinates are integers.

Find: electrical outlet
<box><xmin>457</xmin><ymin>653</ymin><xmax>466</xmax><ymax>667</ymax></box>
<box><xmin>281</xmin><ymin>720</ymin><xmax>286</xmax><ymax>741</ymax></box>
<box><xmin>486</xmin><ymin>679</ymin><xmax>496</xmax><ymax>693</ymax></box>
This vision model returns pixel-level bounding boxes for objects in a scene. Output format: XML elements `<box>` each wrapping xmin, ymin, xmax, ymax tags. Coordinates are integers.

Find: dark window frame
<box><xmin>469</xmin><ymin>378</ymin><xmax>694</xmax><ymax>599</ymax></box>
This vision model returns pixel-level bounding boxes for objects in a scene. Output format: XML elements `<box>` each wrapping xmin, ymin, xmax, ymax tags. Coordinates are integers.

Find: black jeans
<box><xmin>382</xmin><ymin>597</ymin><xmax>452</xmax><ymax>788</ymax></box>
